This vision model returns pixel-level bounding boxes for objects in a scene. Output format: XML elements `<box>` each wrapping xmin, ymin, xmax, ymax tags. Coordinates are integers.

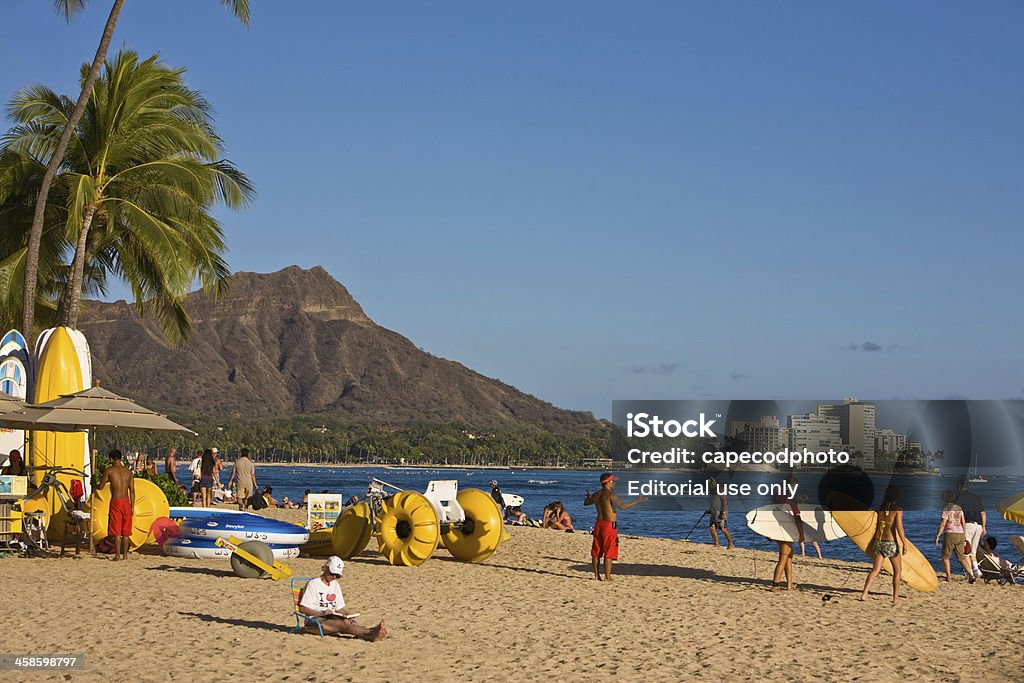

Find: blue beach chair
<box><xmin>290</xmin><ymin>577</ymin><xmax>325</xmax><ymax>638</ymax></box>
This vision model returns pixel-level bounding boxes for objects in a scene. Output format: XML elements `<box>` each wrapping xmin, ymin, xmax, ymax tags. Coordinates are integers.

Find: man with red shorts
<box><xmin>584</xmin><ymin>473</ymin><xmax>646</xmax><ymax>581</ymax></box>
<box><xmin>98</xmin><ymin>450</ymin><xmax>135</xmax><ymax>561</ymax></box>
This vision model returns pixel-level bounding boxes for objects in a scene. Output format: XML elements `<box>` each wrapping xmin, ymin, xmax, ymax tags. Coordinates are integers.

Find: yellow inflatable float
<box><xmin>375</xmin><ymin>491</ymin><xmax>439</xmax><ymax>566</ymax></box>
<box><xmin>330</xmin><ymin>501</ymin><xmax>374</xmax><ymax>559</ymax></box>
<box><xmin>87</xmin><ymin>479</ymin><xmax>170</xmax><ymax>550</ymax></box>
<box><xmin>300</xmin><ymin>528</ymin><xmax>334</xmax><ymax>557</ymax></box>
<box><xmin>441</xmin><ymin>488</ymin><xmax>504</xmax><ymax>563</ymax></box>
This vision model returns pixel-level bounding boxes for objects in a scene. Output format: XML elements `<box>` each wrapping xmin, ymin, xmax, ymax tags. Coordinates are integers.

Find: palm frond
<box><xmin>52</xmin><ymin>0</ymin><xmax>89</xmax><ymax>22</ymax></box>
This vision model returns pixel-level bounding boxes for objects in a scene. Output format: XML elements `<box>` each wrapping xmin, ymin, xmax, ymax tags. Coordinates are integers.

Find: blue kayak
<box><xmin>179</xmin><ymin>513</ymin><xmax>309</xmax><ymax>545</ymax></box>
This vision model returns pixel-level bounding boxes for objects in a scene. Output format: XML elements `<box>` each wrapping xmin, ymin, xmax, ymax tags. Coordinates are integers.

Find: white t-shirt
<box><xmin>299</xmin><ymin>577</ymin><xmax>345</xmax><ymax>613</ymax></box>
<box><xmin>188</xmin><ymin>457</ymin><xmax>201</xmax><ymax>481</ymax></box>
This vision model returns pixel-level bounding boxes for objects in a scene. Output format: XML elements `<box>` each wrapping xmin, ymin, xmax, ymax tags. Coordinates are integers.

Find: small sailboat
<box><xmin>968</xmin><ymin>452</ymin><xmax>988</xmax><ymax>484</ymax></box>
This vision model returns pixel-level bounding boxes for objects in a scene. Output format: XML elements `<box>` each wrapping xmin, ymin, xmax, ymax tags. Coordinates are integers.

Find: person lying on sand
<box><xmin>298</xmin><ymin>556</ymin><xmax>387</xmax><ymax>641</ymax></box>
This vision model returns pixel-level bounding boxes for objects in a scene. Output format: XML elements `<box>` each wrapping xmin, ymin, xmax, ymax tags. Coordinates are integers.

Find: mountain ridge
<box><xmin>78</xmin><ymin>266</ymin><xmax>596</xmax><ymax>431</ymax></box>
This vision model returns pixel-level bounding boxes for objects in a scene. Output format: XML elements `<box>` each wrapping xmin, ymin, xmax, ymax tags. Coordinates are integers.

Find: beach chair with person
<box><xmin>290</xmin><ymin>577</ymin><xmax>326</xmax><ymax>639</ymax></box>
<box><xmin>976</xmin><ymin>537</ymin><xmax>1024</xmax><ymax>585</ymax></box>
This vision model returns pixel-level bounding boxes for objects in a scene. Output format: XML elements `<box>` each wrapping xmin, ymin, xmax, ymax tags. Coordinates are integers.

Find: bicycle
<box><xmin>15</xmin><ymin>466</ymin><xmax>91</xmax><ymax>556</ymax></box>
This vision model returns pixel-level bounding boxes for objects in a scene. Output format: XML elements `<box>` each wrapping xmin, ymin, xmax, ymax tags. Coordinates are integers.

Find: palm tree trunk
<box><xmin>21</xmin><ymin>0</ymin><xmax>125</xmax><ymax>346</ymax></box>
<box><xmin>56</xmin><ymin>203</ymin><xmax>99</xmax><ymax>328</ymax></box>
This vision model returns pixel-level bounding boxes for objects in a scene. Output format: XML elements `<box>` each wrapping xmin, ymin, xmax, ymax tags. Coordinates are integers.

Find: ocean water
<box><xmin>181</xmin><ymin>465</ymin><xmax>1024</xmax><ymax>572</ymax></box>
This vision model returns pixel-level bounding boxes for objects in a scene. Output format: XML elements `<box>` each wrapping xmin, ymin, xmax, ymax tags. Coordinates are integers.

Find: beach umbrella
<box><xmin>0</xmin><ymin>391</ymin><xmax>28</xmax><ymax>419</ymax></box>
<box><xmin>997</xmin><ymin>491</ymin><xmax>1024</xmax><ymax>525</ymax></box>
<box><xmin>23</xmin><ymin>385</ymin><xmax>194</xmax><ymax>434</ymax></box>
<box><xmin>14</xmin><ymin>384</ymin><xmax>193</xmax><ymax>555</ymax></box>
<box><xmin>0</xmin><ymin>392</ymin><xmax>53</xmax><ymax>429</ymax></box>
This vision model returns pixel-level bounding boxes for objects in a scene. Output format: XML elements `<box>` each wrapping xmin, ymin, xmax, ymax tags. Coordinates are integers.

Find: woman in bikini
<box><xmin>860</xmin><ymin>485</ymin><xmax>907</xmax><ymax>604</ymax></box>
<box><xmin>542</xmin><ymin>501</ymin><xmax>574</xmax><ymax>531</ymax></box>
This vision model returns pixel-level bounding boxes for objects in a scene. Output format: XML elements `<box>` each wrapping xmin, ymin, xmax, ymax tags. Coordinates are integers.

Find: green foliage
<box><xmin>0</xmin><ymin>50</ymin><xmax>254</xmax><ymax>342</ymax></box>
<box><xmin>137</xmin><ymin>469</ymin><xmax>187</xmax><ymax>507</ymax></box>
<box><xmin>91</xmin><ymin>416</ymin><xmax>618</xmax><ymax>467</ymax></box>
<box><xmin>90</xmin><ymin>452</ymin><xmax>111</xmax><ymax>490</ymax></box>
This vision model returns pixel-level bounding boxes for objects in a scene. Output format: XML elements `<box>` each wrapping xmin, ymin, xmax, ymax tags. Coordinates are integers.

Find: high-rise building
<box><xmin>814</xmin><ymin>399</ymin><xmax>877</xmax><ymax>469</ymax></box>
<box><xmin>787</xmin><ymin>413</ymin><xmax>842</xmax><ymax>464</ymax></box>
<box><xmin>730</xmin><ymin>416</ymin><xmax>783</xmax><ymax>452</ymax></box>
<box><xmin>875</xmin><ymin>428</ymin><xmax>907</xmax><ymax>456</ymax></box>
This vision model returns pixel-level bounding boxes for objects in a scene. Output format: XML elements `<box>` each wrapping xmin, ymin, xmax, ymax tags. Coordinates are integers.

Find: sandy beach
<box><xmin>2</xmin><ymin>506</ymin><xmax>1022</xmax><ymax>683</ymax></box>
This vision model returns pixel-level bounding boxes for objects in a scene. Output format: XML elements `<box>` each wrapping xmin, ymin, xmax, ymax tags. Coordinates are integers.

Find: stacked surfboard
<box><xmin>0</xmin><ymin>330</ymin><xmax>30</xmax><ymax>460</ymax></box>
<box><xmin>163</xmin><ymin>510</ymin><xmax>308</xmax><ymax>560</ymax></box>
<box><xmin>17</xmin><ymin>327</ymin><xmax>93</xmax><ymax>538</ymax></box>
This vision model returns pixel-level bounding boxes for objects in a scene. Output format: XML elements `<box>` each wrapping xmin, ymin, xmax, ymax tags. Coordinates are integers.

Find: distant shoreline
<box><xmin>224</xmin><ymin>461</ymin><xmax>947</xmax><ymax>475</ymax></box>
<box><xmin>240</xmin><ymin>462</ymin><xmax>576</xmax><ymax>470</ymax></box>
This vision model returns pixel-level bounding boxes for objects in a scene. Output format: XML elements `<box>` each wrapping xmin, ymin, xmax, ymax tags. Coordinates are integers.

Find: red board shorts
<box><xmin>109</xmin><ymin>497</ymin><xmax>133</xmax><ymax>537</ymax></box>
<box><xmin>591</xmin><ymin>519</ymin><xmax>619</xmax><ymax>560</ymax></box>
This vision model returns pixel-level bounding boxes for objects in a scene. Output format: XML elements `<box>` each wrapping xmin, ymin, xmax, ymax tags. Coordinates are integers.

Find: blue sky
<box><xmin>2</xmin><ymin>2</ymin><xmax>1022</xmax><ymax>418</ymax></box>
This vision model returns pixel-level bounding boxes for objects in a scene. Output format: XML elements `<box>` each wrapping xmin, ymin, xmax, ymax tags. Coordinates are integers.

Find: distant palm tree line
<box><xmin>91</xmin><ymin>420</ymin><xmax>618</xmax><ymax>467</ymax></box>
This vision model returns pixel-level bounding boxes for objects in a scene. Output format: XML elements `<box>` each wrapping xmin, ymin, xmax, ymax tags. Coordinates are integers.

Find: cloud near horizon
<box><xmin>629</xmin><ymin>363</ymin><xmax>681</xmax><ymax>376</ymax></box>
<box><xmin>845</xmin><ymin>341</ymin><xmax>910</xmax><ymax>353</ymax></box>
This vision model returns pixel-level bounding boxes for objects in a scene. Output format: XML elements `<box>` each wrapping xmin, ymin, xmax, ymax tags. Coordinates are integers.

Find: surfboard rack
<box><xmin>216</xmin><ymin>535</ymin><xmax>293</xmax><ymax>580</ymax></box>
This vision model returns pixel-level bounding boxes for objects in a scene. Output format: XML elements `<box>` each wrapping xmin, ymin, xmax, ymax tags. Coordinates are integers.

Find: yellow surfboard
<box><xmin>31</xmin><ymin>327</ymin><xmax>88</xmax><ymax>537</ymax></box>
<box><xmin>830</xmin><ymin>508</ymin><xmax>938</xmax><ymax>592</ymax></box>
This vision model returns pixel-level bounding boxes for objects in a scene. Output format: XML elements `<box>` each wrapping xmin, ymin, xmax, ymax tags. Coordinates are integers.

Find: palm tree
<box><xmin>21</xmin><ymin>0</ymin><xmax>250</xmax><ymax>345</ymax></box>
<box><xmin>3</xmin><ymin>50</ymin><xmax>254</xmax><ymax>342</ymax></box>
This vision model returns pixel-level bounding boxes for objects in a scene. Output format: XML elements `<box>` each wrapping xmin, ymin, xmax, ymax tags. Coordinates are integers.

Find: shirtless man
<box><xmin>164</xmin><ymin>447</ymin><xmax>180</xmax><ymax>486</ymax></box>
<box><xmin>98</xmin><ymin>450</ymin><xmax>135</xmax><ymax>561</ymax></box>
<box><xmin>583</xmin><ymin>473</ymin><xmax>646</xmax><ymax>581</ymax></box>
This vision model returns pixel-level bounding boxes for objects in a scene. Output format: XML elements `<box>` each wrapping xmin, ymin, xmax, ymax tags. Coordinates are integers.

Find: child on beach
<box><xmin>860</xmin><ymin>486</ymin><xmax>907</xmax><ymax>604</ymax></box>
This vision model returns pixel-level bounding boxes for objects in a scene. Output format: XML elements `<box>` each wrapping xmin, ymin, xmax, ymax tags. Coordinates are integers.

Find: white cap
<box><xmin>326</xmin><ymin>556</ymin><xmax>344</xmax><ymax>577</ymax></box>
<box><xmin>211</xmin><ymin>447</ymin><xmax>219</xmax><ymax>453</ymax></box>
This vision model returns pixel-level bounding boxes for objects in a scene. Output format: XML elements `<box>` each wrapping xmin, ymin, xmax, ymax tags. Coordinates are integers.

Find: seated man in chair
<box><xmin>298</xmin><ymin>556</ymin><xmax>387</xmax><ymax>641</ymax></box>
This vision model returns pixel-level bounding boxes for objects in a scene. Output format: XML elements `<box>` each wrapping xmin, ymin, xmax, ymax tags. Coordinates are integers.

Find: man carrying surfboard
<box><xmin>97</xmin><ymin>449</ymin><xmax>135</xmax><ymax>561</ymax></box>
<box><xmin>584</xmin><ymin>473</ymin><xmax>647</xmax><ymax>581</ymax></box>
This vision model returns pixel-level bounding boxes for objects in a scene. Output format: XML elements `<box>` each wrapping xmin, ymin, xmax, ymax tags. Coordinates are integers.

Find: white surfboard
<box><xmin>745</xmin><ymin>503</ymin><xmax>847</xmax><ymax>543</ymax></box>
<box><xmin>501</xmin><ymin>493</ymin><xmax>525</xmax><ymax>507</ymax></box>
<box><xmin>0</xmin><ymin>330</ymin><xmax>30</xmax><ymax>460</ymax></box>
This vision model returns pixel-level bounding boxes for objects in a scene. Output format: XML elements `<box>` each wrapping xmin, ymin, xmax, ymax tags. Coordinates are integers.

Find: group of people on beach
<box><xmin>574</xmin><ymin>471</ymin><xmax>1022</xmax><ymax>601</ymax></box>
